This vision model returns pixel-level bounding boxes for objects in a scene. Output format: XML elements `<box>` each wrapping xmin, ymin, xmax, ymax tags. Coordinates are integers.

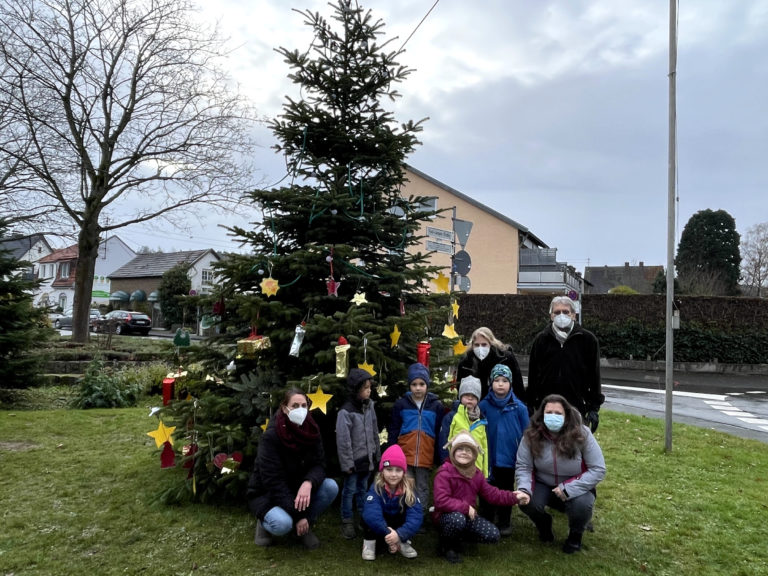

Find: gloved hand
<box><xmin>585</xmin><ymin>410</ymin><xmax>599</xmax><ymax>432</ymax></box>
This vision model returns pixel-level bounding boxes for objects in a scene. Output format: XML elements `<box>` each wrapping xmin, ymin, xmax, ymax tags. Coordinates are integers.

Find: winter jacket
<box><xmin>362</xmin><ymin>484</ymin><xmax>423</xmax><ymax>542</ymax></box>
<box><xmin>336</xmin><ymin>397</ymin><xmax>381</xmax><ymax>473</ymax></box>
<box><xmin>515</xmin><ymin>425</ymin><xmax>606</xmax><ymax>499</ymax></box>
<box><xmin>457</xmin><ymin>345</ymin><xmax>525</xmax><ymax>400</ymax></box>
<box><xmin>386</xmin><ymin>391</ymin><xmax>444</xmax><ymax>469</ymax></box>
<box><xmin>438</xmin><ymin>399</ymin><xmax>460</xmax><ymax>463</ymax></box>
<box><xmin>432</xmin><ymin>460</ymin><xmax>520</xmax><ymax>521</ymax></box>
<box><xmin>479</xmin><ymin>390</ymin><xmax>529</xmax><ymax>473</ymax></box>
<box><xmin>247</xmin><ymin>419</ymin><xmax>328</xmax><ymax>521</ymax></box>
<box><xmin>446</xmin><ymin>405</ymin><xmax>488</xmax><ymax>478</ymax></box>
<box><xmin>526</xmin><ymin>322</ymin><xmax>604</xmax><ymax>416</ymax></box>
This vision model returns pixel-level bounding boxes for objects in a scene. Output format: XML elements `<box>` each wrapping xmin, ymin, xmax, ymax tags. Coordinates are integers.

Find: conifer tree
<box><xmin>160</xmin><ymin>1</ymin><xmax>456</xmax><ymax>502</ymax></box>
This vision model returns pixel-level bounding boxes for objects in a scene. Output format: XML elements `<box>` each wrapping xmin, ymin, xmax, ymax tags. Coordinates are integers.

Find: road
<box><xmin>602</xmin><ymin>368</ymin><xmax>768</xmax><ymax>443</ymax></box>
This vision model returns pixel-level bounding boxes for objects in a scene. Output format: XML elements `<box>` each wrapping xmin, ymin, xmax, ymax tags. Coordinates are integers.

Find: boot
<box><xmin>301</xmin><ymin>529</ymin><xmax>320</xmax><ymax>550</ymax></box>
<box><xmin>440</xmin><ymin>540</ymin><xmax>462</xmax><ymax>564</ymax></box>
<box><xmin>254</xmin><ymin>520</ymin><xmax>272</xmax><ymax>547</ymax></box>
<box><xmin>562</xmin><ymin>531</ymin><xmax>583</xmax><ymax>554</ymax></box>
<box><xmin>535</xmin><ymin>514</ymin><xmax>555</xmax><ymax>543</ymax></box>
<box><xmin>341</xmin><ymin>518</ymin><xmax>356</xmax><ymax>539</ymax></box>
<box><xmin>362</xmin><ymin>539</ymin><xmax>376</xmax><ymax>561</ymax></box>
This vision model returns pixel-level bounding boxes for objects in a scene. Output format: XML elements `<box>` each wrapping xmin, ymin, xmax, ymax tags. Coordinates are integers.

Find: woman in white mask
<box><xmin>456</xmin><ymin>326</ymin><xmax>526</xmax><ymax>402</ymax></box>
<box><xmin>515</xmin><ymin>394</ymin><xmax>605</xmax><ymax>554</ymax></box>
<box><xmin>247</xmin><ymin>388</ymin><xmax>339</xmax><ymax>550</ymax></box>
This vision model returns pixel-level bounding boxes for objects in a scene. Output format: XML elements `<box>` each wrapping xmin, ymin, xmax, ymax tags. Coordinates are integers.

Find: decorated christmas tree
<box><xmin>159</xmin><ymin>0</ymin><xmax>459</xmax><ymax>502</ymax></box>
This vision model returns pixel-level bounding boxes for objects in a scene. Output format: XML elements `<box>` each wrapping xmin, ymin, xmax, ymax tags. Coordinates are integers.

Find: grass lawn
<box><xmin>0</xmin><ymin>407</ymin><xmax>766</xmax><ymax>576</ymax></box>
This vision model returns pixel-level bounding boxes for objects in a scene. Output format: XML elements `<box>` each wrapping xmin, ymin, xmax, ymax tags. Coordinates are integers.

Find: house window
<box><xmin>202</xmin><ymin>269</ymin><xmax>214</xmax><ymax>285</ymax></box>
<box><xmin>59</xmin><ymin>262</ymin><xmax>70</xmax><ymax>278</ymax></box>
<box><xmin>414</xmin><ymin>197</ymin><xmax>438</xmax><ymax>217</ymax></box>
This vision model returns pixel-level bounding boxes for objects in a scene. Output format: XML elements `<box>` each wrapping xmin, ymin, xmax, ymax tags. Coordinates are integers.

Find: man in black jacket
<box><xmin>526</xmin><ymin>296</ymin><xmax>603</xmax><ymax>431</ymax></box>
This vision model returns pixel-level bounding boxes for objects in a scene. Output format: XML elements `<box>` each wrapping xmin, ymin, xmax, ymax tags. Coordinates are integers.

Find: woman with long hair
<box><xmin>515</xmin><ymin>394</ymin><xmax>606</xmax><ymax>554</ymax></box>
<box><xmin>456</xmin><ymin>326</ymin><xmax>526</xmax><ymax>401</ymax></box>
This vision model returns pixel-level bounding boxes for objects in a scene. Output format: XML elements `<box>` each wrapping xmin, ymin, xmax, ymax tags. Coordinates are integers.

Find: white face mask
<box><xmin>287</xmin><ymin>406</ymin><xmax>308</xmax><ymax>426</ymax></box>
<box><xmin>473</xmin><ymin>345</ymin><xmax>490</xmax><ymax>361</ymax></box>
<box><xmin>553</xmin><ymin>314</ymin><xmax>573</xmax><ymax>330</ymax></box>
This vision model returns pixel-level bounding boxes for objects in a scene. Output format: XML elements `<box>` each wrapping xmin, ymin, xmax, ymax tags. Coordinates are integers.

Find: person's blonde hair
<box><xmin>372</xmin><ymin>468</ymin><xmax>417</xmax><ymax>510</ymax></box>
<box><xmin>469</xmin><ymin>326</ymin><xmax>506</xmax><ymax>350</ymax></box>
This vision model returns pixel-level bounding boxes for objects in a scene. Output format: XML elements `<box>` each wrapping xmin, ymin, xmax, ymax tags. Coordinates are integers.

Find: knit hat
<box><xmin>490</xmin><ymin>364</ymin><xmax>513</xmax><ymax>383</ymax></box>
<box><xmin>458</xmin><ymin>375</ymin><xmax>482</xmax><ymax>400</ymax></box>
<box><xmin>379</xmin><ymin>444</ymin><xmax>407</xmax><ymax>472</ymax></box>
<box><xmin>448</xmin><ymin>431</ymin><xmax>480</xmax><ymax>478</ymax></box>
<box><xmin>347</xmin><ymin>367</ymin><xmax>372</xmax><ymax>393</ymax></box>
<box><xmin>407</xmin><ymin>362</ymin><xmax>430</xmax><ymax>387</ymax></box>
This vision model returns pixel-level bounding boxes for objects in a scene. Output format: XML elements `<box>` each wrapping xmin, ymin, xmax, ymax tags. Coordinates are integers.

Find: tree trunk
<box><xmin>71</xmin><ymin>218</ymin><xmax>100</xmax><ymax>343</ymax></box>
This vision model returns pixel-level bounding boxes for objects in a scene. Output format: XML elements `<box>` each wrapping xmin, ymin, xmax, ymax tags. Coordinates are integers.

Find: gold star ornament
<box><xmin>307</xmin><ymin>386</ymin><xmax>333</xmax><ymax>414</ymax></box>
<box><xmin>442</xmin><ymin>323</ymin><xmax>459</xmax><ymax>339</ymax></box>
<box><xmin>351</xmin><ymin>291</ymin><xmax>368</xmax><ymax>306</ymax></box>
<box><xmin>390</xmin><ymin>324</ymin><xmax>401</xmax><ymax>348</ymax></box>
<box><xmin>451</xmin><ymin>300</ymin><xmax>460</xmax><ymax>318</ymax></box>
<box><xmin>453</xmin><ymin>339</ymin><xmax>468</xmax><ymax>356</ymax></box>
<box><xmin>147</xmin><ymin>420</ymin><xmax>176</xmax><ymax>448</ymax></box>
<box><xmin>260</xmin><ymin>276</ymin><xmax>280</xmax><ymax>297</ymax></box>
<box><xmin>358</xmin><ymin>361</ymin><xmax>377</xmax><ymax>377</ymax></box>
<box><xmin>431</xmin><ymin>271</ymin><xmax>450</xmax><ymax>294</ymax></box>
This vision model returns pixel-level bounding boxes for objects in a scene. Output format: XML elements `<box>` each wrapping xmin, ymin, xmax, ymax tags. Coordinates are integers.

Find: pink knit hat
<box><xmin>379</xmin><ymin>444</ymin><xmax>407</xmax><ymax>472</ymax></box>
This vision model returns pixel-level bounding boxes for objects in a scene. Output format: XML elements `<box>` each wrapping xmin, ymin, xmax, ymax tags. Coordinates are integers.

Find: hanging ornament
<box><xmin>357</xmin><ymin>331</ymin><xmax>376</xmax><ymax>376</ymax></box>
<box><xmin>417</xmin><ymin>341</ymin><xmax>431</xmax><ymax>367</ymax></box>
<box><xmin>260</xmin><ymin>418</ymin><xmax>270</xmax><ymax>432</ymax></box>
<box><xmin>451</xmin><ymin>299</ymin><xmax>460</xmax><ymax>319</ymax></box>
<box><xmin>399</xmin><ymin>298</ymin><xmax>405</xmax><ymax>316</ymax></box>
<box><xmin>147</xmin><ymin>420</ymin><xmax>176</xmax><ymax>448</ymax></box>
<box><xmin>431</xmin><ymin>271</ymin><xmax>450</xmax><ymax>294</ymax></box>
<box><xmin>326</xmin><ymin>248</ymin><xmax>341</xmax><ymax>296</ymax></box>
<box><xmin>213</xmin><ymin>451</ymin><xmax>243</xmax><ymax>475</ymax></box>
<box><xmin>160</xmin><ymin>441</ymin><xmax>176</xmax><ymax>468</ymax></box>
<box><xmin>237</xmin><ymin>327</ymin><xmax>271</xmax><ymax>359</ymax></box>
<box><xmin>307</xmin><ymin>386</ymin><xmax>333</xmax><ymax>415</ymax></box>
<box><xmin>289</xmin><ymin>323</ymin><xmax>306</xmax><ymax>357</ymax></box>
<box><xmin>351</xmin><ymin>291</ymin><xmax>368</xmax><ymax>306</ymax></box>
<box><xmin>260</xmin><ymin>275</ymin><xmax>280</xmax><ymax>297</ymax></box>
<box><xmin>390</xmin><ymin>324</ymin><xmax>401</xmax><ymax>348</ymax></box>
<box><xmin>453</xmin><ymin>339</ymin><xmax>468</xmax><ymax>356</ymax></box>
<box><xmin>376</xmin><ymin>383</ymin><xmax>388</xmax><ymax>397</ymax></box>
<box><xmin>442</xmin><ymin>323</ymin><xmax>459</xmax><ymax>339</ymax></box>
<box><xmin>358</xmin><ymin>361</ymin><xmax>376</xmax><ymax>376</ymax></box>
<box><xmin>182</xmin><ymin>442</ymin><xmax>198</xmax><ymax>470</ymax></box>
<box><xmin>335</xmin><ymin>336</ymin><xmax>350</xmax><ymax>378</ymax></box>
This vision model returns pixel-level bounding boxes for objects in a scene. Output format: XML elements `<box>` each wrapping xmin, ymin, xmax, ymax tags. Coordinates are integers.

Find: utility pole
<box><xmin>665</xmin><ymin>0</ymin><xmax>677</xmax><ymax>452</ymax></box>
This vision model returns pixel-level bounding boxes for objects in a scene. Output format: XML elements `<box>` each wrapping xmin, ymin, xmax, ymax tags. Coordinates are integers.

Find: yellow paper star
<box><xmin>351</xmin><ymin>291</ymin><xmax>368</xmax><ymax>306</ymax></box>
<box><xmin>432</xmin><ymin>271</ymin><xmax>450</xmax><ymax>293</ymax></box>
<box><xmin>307</xmin><ymin>385</ymin><xmax>334</xmax><ymax>414</ymax></box>
<box><xmin>442</xmin><ymin>323</ymin><xmax>459</xmax><ymax>339</ymax></box>
<box><xmin>260</xmin><ymin>276</ymin><xmax>280</xmax><ymax>297</ymax></box>
<box><xmin>260</xmin><ymin>418</ymin><xmax>270</xmax><ymax>432</ymax></box>
<box><xmin>147</xmin><ymin>420</ymin><xmax>176</xmax><ymax>448</ymax></box>
<box><xmin>451</xmin><ymin>300</ymin><xmax>460</xmax><ymax>318</ymax></box>
<box><xmin>358</xmin><ymin>361</ymin><xmax>377</xmax><ymax>377</ymax></box>
<box><xmin>453</xmin><ymin>339</ymin><xmax>468</xmax><ymax>356</ymax></box>
<box><xmin>390</xmin><ymin>324</ymin><xmax>401</xmax><ymax>348</ymax></box>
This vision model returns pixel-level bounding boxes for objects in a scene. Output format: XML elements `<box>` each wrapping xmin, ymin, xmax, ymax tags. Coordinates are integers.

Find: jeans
<box><xmin>262</xmin><ymin>478</ymin><xmax>339</xmax><ymax>536</ymax></box>
<box><xmin>519</xmin><ymin>481</ymin><xmax>595</xmax><ymax>535</ymax></box>
<box><xmin>341</xmin><ymin>471</ymin><xmax>370</xmax><ymax>520</ymax></box>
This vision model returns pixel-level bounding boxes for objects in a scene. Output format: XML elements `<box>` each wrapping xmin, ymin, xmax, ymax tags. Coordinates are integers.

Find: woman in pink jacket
<box><xmin>432</xmin><ymin>431</ymin><xmax>530</xmax><ymax>563</ymax></box>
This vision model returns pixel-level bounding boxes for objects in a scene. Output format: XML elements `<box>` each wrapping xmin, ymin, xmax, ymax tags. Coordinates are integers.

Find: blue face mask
<box><xmin>543</xmin><ymin>413</ymin><xmax>565</xmax><ymax>432</ymax></box>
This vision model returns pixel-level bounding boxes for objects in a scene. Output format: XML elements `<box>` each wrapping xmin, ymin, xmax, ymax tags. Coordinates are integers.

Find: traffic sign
<box><xmin>453</xmin><ymin>250</ymin><xmax>471</xmax><ymax>276</ymax></box>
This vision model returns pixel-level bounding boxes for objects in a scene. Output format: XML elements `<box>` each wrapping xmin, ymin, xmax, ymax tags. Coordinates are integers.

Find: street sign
<box><xmin>453</xmin><ymin>250</ymin><xmax>471</xmax><ymax>276</ymax></box>
<box><xmin>426</xmin><ymin>239</ymin><xmax>453</xmax><ymax>254</ymax></box>
<box><xmin>426</xmin><ymin>226</ymin><xmax>453</xmax><ymax>242</ymax></box>
<box><xmin>458</xmin><ymin>275</ymin><xmax>471</xmax><ymax>292</ymax></box>
<box><xmin>453</xmin><ymin>219</ymin><xmax>473</xmax><ymax>249</ymax></box>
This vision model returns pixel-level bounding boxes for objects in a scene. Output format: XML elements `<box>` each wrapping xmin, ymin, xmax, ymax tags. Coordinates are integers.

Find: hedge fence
<box><xmin>453</xmin><ymin>294</ymin><xmax>767</xmax><ymax>364</ymax></box>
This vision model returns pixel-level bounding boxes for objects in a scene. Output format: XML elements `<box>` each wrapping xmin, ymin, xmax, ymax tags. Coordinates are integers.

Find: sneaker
<box><xmin>254</xmin><ymin>520</ymin><xmax>272</xmax><ymax>547</ymax></box>
<box><xmin>562</xmin><ymin>532</ymin><xmax>583</xmax><ymax>554</ymax></box>
<box><xmin>399</xmin><ymin>540</ymin><xmax>418</xmax><ymax>559</ymax></box>
<box><xmin>362</xmin><ymin>539</ymin><xmax>376</xmax><ymax>561</ymax></box>
<box><xmin>341</xmin><ymin>519</ymin><xmax>356</xmax><ymax>539</ymax></box>
<box><xmin>301</xmin><ymin>529</ymin><xmax>320</xmax><ymax>550</ymax></box>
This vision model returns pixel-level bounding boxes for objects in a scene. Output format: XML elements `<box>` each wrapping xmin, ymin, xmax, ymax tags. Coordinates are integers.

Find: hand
<box><xmin>384</xmin><ymin>527</ymin><xmax>400</xmax><ymax>547</ymax></box>
<box><xmin>467</xmin><ymin>505</ymin><xmax>476</xmax><ymax>520</ymax></box>
<box><xmin>296</xmin><ymin>518</ymin><xmax>309</xmax><ymax>536</ymax></box>
<box><xmin>585</xmin><ymin>410</ymin><xmax>599</xmax><ymax>432</ymax></box>
<box><xmin>552</xmin><ymin>486</ymin><xmax>567</xmax><ymax>502</ymax></box>
<box><xmin>294</xmin><ymin>480</ymin><xmax>312</xmax><ymax>511</ymax></box>
<box><xmin>513</xmin><ymin>490</ymin><xmax>530</xmax><ymax>506</ymax></box>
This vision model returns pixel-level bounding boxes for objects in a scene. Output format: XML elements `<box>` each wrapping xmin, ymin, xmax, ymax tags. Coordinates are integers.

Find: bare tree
<box><xmin>741</xmin><ymin>222</ymin><xmax>768</xmax><ymax>297</ymax></box>
<box><xmin>0</xmin><ymin>0</ymin><xmax>256</xmax><ymax>342</ymax></box>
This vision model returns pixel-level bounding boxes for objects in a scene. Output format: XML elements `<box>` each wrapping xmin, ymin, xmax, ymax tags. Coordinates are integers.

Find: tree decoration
<box><xmin>289</xmin><ymin>323</ymin><xmax>307</xmax><ymax>357</ymax></box>
<box><xmin>390</xmin><ymin>324</ymin><xmax>401</xmax><ymax>348</ymax></box>
<box><xmin>358</xmin><ymin>332</ymin><xmax>376</xmax><ymax>376</ymax></box>
<box><xmin>451</xmin><ymin>299</ymin><xmax>460</xmax><ymax>318</ymax></box>
<box><xmin>376</xmin><ymin>383</ymin><xmax>388</xmax><ymax>397</ymax></box>
<box><xmin>432</xmin><ymin>271</ymin><xmax>450</xmax><ymax>293</ymax></box>
<box><xmin>213</xmin><ymin>451</ymin><xmax>243</xmax><ymax>475</ymax></box>
<box><xmin>326</xmin><ymin>249</ymin><xmax>342</xmax><ymax>296</ymax></box>
<box><xmin>453</xmin><ymin>339</ymin><xmax>468</xmax><ymax>356</ymax></box>
<box><xmin>260</xmin><ymin>418</ymin><xmax>270</xmax><ymax>432</ymax></box>
<box><xmin>351</xmin><ymin>291</ymin><xmax>368</xmax><ymax>306</ymax></box>
<box><xmin>260</xmin><ymin>275</ymin><xmax>280</xmax><ymax>297</ymax></box>
<box><xmin>147</xmin><ymin>420</ymin><xmax>176</xmax><ymax>448</ymax></box>
<box><xmin>417</xmin><ymin>341</ymin><xmax>431</xmax><ymax>367</ymax></box>
<box><xmin>335</xmin><ymin>336</ymin><xmax>351</xmax><ymax>378</ymax></box>
<box><xmin>237</xmin><ymin>327</ymin><xmax>271</xmax><ymax>358</ymax></box>
<box><xmin>307</xmin><ymin>386</ymin><xmax>333</xmax><ymax>414</ymax></box>
<box><xmin>160</xmin><ymin>442</ymin><xmax>176</xmax><ymax>468</ymax></box>
<box><xmin>442</xmin><ymin>323</ymin><xmax>459</xmax><ymax>339</ymax></box>
<box><xmin>358</xmin><ymin>361</ymin><xmax>377</xmax><ymax>376</ymax></box>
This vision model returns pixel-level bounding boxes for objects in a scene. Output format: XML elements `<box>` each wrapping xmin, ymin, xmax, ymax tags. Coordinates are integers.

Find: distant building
<box><xmin>403</xmin><ymin>166</ymin><xmax>583</xmax><ymax>296</ymax></box>
<box><xmin>0</xmin><ymin>232</ymin><xmax>54</xmax><ymax>282</ymax></box>
<box><xmin>584</xmin><ymin>262</ymin><xmax>663</xmax><ymax>294</ymax></box>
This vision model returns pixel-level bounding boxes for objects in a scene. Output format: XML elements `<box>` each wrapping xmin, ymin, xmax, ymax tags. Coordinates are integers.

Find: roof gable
<box><xmin>108</xmin><ymin>249</ymin><xmax>219</xmax><ymax>279</ymax></box>
<box><xmin>0</xmin><ymin>233</ymin><xmax>53</xmax><ymax>261</ymax></box>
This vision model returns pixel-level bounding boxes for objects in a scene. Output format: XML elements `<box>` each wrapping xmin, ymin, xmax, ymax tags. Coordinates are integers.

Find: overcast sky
<box><xmin>122</xmin><ymin>0</ymin><xmax>768</xmax><ymax>273</ymax></box>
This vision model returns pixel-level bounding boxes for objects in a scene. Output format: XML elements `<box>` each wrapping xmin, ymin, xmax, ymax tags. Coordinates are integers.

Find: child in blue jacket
<box><xmin>478</xmin><ymin>364</ymin><xmax>530</xmax><ymax>536</ymax></box>
<box><xmin>361</xmin><ymin>444</ymin><xmax>423</xmax><ymax>560</ymax></box>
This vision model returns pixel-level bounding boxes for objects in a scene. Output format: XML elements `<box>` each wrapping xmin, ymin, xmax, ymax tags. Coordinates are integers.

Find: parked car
<box><xmin>95</xmin><ymin>310</ymin><xmax>152</xmax><ymax>335</ymax></box>
<box><xmin>54</xmin><ymin>308</ymin><xmax>101</xmax><ymax>330</ymax></box>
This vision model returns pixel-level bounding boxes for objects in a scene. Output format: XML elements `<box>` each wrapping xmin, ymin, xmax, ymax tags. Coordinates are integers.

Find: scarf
<box><xmin>274</xmin><ymin>408</ymin><xmax>321</xmax><ymax>451</ymax></box>
<box><xmin>552</xmin><ymin>323</ymin><xmax>573</xmax><ymax>344</ymax></box>
<box><xmin>466</xmin><ymin>404</ymin><xmax>481</xmax><ymax>421</ymax></box>
<box><xmin>486</xmin><ymin>388</ymin><xmax>514</xmax><ymax>409</ymax></box>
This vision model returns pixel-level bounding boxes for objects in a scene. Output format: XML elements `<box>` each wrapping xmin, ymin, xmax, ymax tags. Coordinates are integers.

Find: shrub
<box><xmin>71</xmin><ymin>358</ymin><xmax>143</xmax><ymax>409</ymax></box>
